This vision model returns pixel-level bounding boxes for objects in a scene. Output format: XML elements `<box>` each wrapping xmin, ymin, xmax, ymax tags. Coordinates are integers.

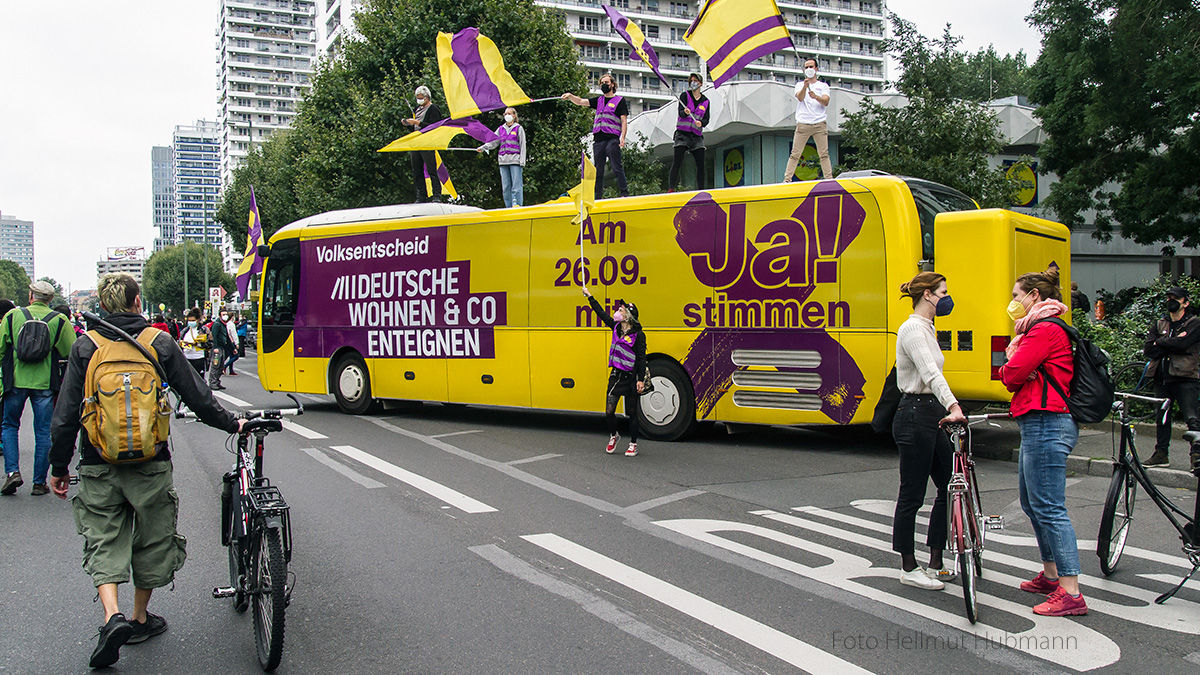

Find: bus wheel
<box><xmin>638</xmin><ymin>360</ymin><xmax>698</xmax><ymax>441</ymax></box>
<box><xmin>333</xmin><ymin>354</ymin><xmax>375</xmax><ymax>415</ymax></box>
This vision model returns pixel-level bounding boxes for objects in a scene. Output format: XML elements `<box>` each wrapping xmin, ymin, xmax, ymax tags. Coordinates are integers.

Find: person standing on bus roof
<box><xmin>477</xmin><ymin>107</ymin><xmax>527</xmax><ymax>208</ymax></box>
<box><xmin>402</xmin><ymin>86</ymin><xmax>445</xmax><ymax>203</ymax></box>
<box><xmin>781</xmin><ymin>57</ymin><xmax>833</xmax><ymax>182</ymax></box>
<box><xmin>1000</xmin><ymin>266</ymin><xmax>1088</xmax><ymax>617</ymax></box>
<box><xmin>668</xmin><ymin>73</ymin><xmax>711</xmax><ymax>193</ymax></box>
<box><xmin>562</xmin><ymin>73</ymin><xmax>629</xmax><ymax>199</ymax></box>
<box><xmin>890</xmin><ymin>272</ymin><xmax>966</xmax><ymax>591</ymax></box>
<box><xmin>582</xmin><ymin>286</ymin><xmax>646</xmax><ymax>456</ymax></box>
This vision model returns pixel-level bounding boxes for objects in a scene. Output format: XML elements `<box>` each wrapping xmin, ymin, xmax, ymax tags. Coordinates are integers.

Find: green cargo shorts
<box><xmin>71</xmin><ymin>461</ymin><xmax>187</xmax><ymax>589</ymax></box>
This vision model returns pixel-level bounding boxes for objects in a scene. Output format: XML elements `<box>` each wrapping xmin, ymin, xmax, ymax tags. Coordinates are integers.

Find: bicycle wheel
<box><xmin>1097</xmin><ymin>464</ymin><xmax>1136</xmax><ymax>575</ymax></box>
<box><xmin>252</xmin><ymin>526</ymin><xmax>288</xmax><ymax>672</ymax></box>
<box><xmin>228</xmin><ymin>535</ymin><xmax>249</xmax><ymax>613</ymax></box>
<box><xmin>954</xmin><ymin>494</ymin><xmax>979</xmax><ymax>623</ymax></box>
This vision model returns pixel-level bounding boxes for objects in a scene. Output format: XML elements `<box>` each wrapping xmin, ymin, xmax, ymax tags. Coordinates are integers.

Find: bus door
<box><xmin>259</xmin><ymin>238</ymin><xmax>299</xmax><ymax>392</ymax></box>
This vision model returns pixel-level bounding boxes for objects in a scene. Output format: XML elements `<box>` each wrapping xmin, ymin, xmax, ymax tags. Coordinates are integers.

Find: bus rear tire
<box><xmin>638</xmin><ymin>360</ymin><xmax>698</xmax><ymax>441</ymax></box>
<box><xmin>333</xmin><ymin>354</ymin><xmax>376</xmax><ymax>415</ymax></box>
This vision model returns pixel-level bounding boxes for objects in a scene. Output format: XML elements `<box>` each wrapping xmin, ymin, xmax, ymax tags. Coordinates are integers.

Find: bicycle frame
<box><xmin>229</xmin><ymin>430</ymin><xmax>293</xmax><ymax>562</ymax></box>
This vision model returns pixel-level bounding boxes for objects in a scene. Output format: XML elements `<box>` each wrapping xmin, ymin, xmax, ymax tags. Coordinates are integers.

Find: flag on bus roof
<box><xmin>437</xmin><ymin>27</ymin><xmax>532</xmax><ymax>119</ymax></box>
<box><xmin>235</xmin><ymin>186</ymin><xmax>265</xmax><ymax>300</ymax></box>
<box><xmin>568</xmin><ymin>151</ymin><xmax>596</xmax><ymax>225</ymax></box>
<box><xmin>684</xmin><ymin>0</ymin><xmax>794</xmax><ymax>87</ymax></box>
<box><xmin>602</xmin><ymin>4</ymin><xmax>669</xmax><ymax>88</ymax></box>
<box><xmin>424</xmin><ymin>151</ymin><xmax>458</xmax><ymax>200</ymax></box>
<box><xmin>378</xmin><ymin>117</ymin><xmax>498</xmax><ymax>152</ymax></box>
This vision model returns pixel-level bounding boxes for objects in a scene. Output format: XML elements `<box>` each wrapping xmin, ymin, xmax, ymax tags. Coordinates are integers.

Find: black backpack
<box><xmin>1032</xmin><ymin>317</ymin><xmax>1114</xmax><ymax>423</ymax></box>
<box><xmin>14</xmin><ymin>308</ymin><xmax>62</xmax><ymax>363</ymax></box>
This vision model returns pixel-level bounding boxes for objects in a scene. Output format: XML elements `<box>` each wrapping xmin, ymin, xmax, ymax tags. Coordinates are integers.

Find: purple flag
<box><xmin>602</xmin><ymin>5</ymin><xmax>669</xmax><ymax>87</ymax></box>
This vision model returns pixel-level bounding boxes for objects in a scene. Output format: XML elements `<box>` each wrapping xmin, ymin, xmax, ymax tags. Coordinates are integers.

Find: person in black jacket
<box><xmin>1142</xmin><ymin>286</ymin><xmax>1200</xmax><ymax>467</ymax></box>
<box><xmin>582</xmin><ymin>286</ymin><xmax>647</xmax><ymax>456</ymax></box>
<box><xmin>403</xmin><ymin>85</ymin><xmax>445</xmax><ymax>203</ymax></box>
<box><xmin>668</xmin><ymin>73</ymin><xmax>712</xmax><ymax>192</ymax></box>
<box><xmin>48</xmin><ymin>273</ymin><xmax>244</xmax><ymax>669</ymax></box>
<box><xmin>208</xmin><ymin>310</ymin><xmax>235</xmax><ymax>391</ymax></box>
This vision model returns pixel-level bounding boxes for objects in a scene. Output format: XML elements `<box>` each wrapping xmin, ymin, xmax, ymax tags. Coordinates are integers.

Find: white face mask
<box><xmin>504</xmin><ymin>114</ymin><xmax>514</xmax><ymax>124</ymax></box>
<box><xmin>804</xmin><ymin>67</ymin><xmax>817</xmax><ymax>79</ymax></box>
<box><xmin>220</xmin><ymin>314</ymin><xmax>228</xmax><ymax>321</ymax></box>
<box><xmin>690</xmin><ymin>81</ymin><xmax>701</xmax><ymax>91</ymax></box>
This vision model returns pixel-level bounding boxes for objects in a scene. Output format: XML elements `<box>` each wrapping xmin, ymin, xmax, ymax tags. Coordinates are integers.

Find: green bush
<box><xmin>1073</xmin><ymin>275</ymin><xmax>1200</xmax><ymax>370</ymax></box>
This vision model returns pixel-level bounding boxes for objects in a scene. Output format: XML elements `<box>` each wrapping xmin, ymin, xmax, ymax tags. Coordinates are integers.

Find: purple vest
<box><xmin>497</xmin><ymin>123</ymin><xmax>521</xmax><ymax>157</ymax></box>
<box><xmin>592</xmin><ymin>95</ymin><xmax>624</xmax><ymax>137</ymax></box>
<box><xmin>676</xmin><ymin>93</ymin><xmax>708</xmax><ymax>136</ymax></box>
<box><xmin>608</xmin><ymin>326</ymin><xmax>637</xmax><ymax>371</ymax></box>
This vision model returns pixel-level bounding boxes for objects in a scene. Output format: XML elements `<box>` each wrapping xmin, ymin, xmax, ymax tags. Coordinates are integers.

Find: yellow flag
<box><xmin>568</xmin><ymin>152</ymin><xmax>596</xmax><ymax>224</ymax></box>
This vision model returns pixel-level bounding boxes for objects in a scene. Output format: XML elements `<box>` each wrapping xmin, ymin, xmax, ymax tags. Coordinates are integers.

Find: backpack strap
<box><xmin>136</xmin><ymin>328</ymin><xmax>163</xmax><ymax>364</ymax></box>
<box><xmin>1030</xmin><ymin>317</ymin><xmax>1074</xmax><ymax>409</ymax></box>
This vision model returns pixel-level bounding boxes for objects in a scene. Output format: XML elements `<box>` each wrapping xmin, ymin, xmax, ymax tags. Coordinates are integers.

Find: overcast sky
<box><xmin>0</xmin><ymin>1</ymin><xmax>1044</xmax><ymax>293</ymax></box>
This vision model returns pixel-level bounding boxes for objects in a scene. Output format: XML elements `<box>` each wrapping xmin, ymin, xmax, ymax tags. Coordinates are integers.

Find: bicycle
<box><xmin>177</xmin><ymin>394</ymin><xmax>303</xmax><ymax>671</ymax></box>
<box><xmin>942</xmin><ymin>413</ymin><xmax>1009</xmax><ymax>623</ymax></box>
<box><xmin>1096</xmin><ymin>391</ymin><xmax>1200</xmax><ymax>604</ymax></box>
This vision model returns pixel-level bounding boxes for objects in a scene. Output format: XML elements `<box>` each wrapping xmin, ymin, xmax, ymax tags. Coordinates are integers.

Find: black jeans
<box><xmin>410</xmin><ymin>150</ymin><xmax>440</xmax><ymax>202</ymax></box>
<box><xmin>593</xmin><ymin>137</ymin><xmax>627</xmax><ymax>199</ymax></box>
<box><xmin>606</xmin><ymin>370</ymin><xmax>639</xmax><ymax>442</ymax></box>
<box><xmin>668</xmin><ymin>144</ymin><xmax>706</xmax><ymax>191</ymax></box>
<box><xmin>891</xmin><ymin>394</ymin><xmax>952</xmax><ymax>554</ymax></box>
<box><xmin>1155</xmin><ymin>377</ymin><xmax>1200</xmax><ymax>453</ymax></box>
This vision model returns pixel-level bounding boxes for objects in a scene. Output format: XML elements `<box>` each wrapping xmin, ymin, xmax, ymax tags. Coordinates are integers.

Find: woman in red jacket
<box><xmin>999</xmin><ymin>267</ymin><xmax>1087</xmax><ymax>617</ymax></box>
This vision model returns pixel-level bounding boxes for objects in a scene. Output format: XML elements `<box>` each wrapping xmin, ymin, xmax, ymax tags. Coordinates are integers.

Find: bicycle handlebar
<box><xmin>967</xmin><ymin>413</ymin><xmax>1013</xmax><ymax>422</ymax></box>
<box><xmin>1114</xmin><ymin>391</ymin><xmax>1170</xmax><ymax>405</ymax></box>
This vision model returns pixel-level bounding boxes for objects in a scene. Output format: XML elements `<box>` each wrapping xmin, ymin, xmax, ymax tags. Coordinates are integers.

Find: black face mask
<box><xmin>600</xmin><ymin>83</ymin><xmax>612</xmax><ymax>94</ymax></box>
<box><xmin>1168</xmin><ymin>299</ymin><xmax>1182</xmax><ymax>313</ymax></box>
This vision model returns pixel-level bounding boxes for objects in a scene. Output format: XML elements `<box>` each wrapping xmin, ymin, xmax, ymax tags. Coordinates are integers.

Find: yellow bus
<box><xmin>255</xmin><ymin>174</ymin><xmax>1070</xmax><ymax>440</ymax></box>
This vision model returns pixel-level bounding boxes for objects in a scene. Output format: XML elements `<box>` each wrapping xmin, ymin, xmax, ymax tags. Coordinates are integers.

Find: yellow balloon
<box><xmin>158</xmin><ymin>303</ymin><xmax>166</xmax><ymax>310</ymax></box>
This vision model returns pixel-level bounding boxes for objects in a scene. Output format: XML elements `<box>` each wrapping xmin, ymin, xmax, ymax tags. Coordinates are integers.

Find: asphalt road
<box><xmin>3</xmin><ymin>351</ymin><xmax>1199</xmax><ymax>674</ymax></box>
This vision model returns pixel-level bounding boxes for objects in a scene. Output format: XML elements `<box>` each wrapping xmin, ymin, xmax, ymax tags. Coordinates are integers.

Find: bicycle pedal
<box><xmin>985</xmin><ymin>515</ymin><xmax>1004</xmax><ymax>531</ymax></box>
<box><xmin>212</xmin><ymin>586</ymin><xmax>236</xmax><ymax>599</ymax></box>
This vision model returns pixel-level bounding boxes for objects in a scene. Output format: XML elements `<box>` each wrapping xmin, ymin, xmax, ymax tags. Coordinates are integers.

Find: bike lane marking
<box><xmin>327</xmin><ymin>445</ymin><xmax>497</xmax><ymax>513</ymax></box>
<box><xmin>282</xmin><ymin>420</ymin><xmax>327</xmax><ymax>440</ymax></box>
<box><xmin>213</xmin><ymin>391</ymin><xmax>252</xmax><ymax>408</ymax></box>
<box><xmin>655</xmin><ymin>516</ymin><xmax>1118</xmax><ymax>672</ymax></box>
<box><xmin>430</xmin><ymin>429</ymin><xmax>484</xmax><ymax>439</ymax></box>
<box><xmin>506</xmin><ymin>453</ymin><xmax>563</xmax><ymax>465</ymax></box>
<box><xmin>523</xmin><ymin>532</ymin><xmax>874</xmax><ymax>675</ymax></box>
<box><xmin>299</xmin><ymin>447</ymin><xmax>385</xmax><ymax>489</ymax></box>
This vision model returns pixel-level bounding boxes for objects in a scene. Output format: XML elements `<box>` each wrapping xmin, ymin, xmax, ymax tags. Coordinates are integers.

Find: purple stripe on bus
<box><xmin>707</xmin><ymin>16</ymin><xmax>788</xmax><ymax>71</ymax></box>
<box><xmin>712</xmin><ymin>37</ymin><xmax>794</xmax><ymax>86</ymax></box>
<box><xmin>449</xmin><ymin>28</ymin><xmax>506</xmax><ymax>113</ymax></box>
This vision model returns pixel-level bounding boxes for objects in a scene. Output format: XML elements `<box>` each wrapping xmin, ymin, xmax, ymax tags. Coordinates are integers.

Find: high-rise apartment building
<box><xmin>0</xmin><ymin>214</ymin><xmax>35</xmax><ymax>280</ymax></box>
<box><xmin>151</xmin><ymin>146</ymin><xmax>175</xmax><ymax>252</ymax></box>
<box><xmin>173</xmin><ymin>121</ymin><xmax>223</xmax><ymax>257</ymax></box>
<box><xmin>316</xmin><ymin>0</ymin><xmax>362</xmax><ymax>58</ymax></box>
<box><xmin>216</xmin><ymin>0</ymin><xmax>318</xmax><ymax>185</ymax></box>
<box><xmin>537</xmin><ymin>0</ymin><xmax>886</xmax><ymax>114</ymax></box>
<box><xmin>97</xmin><ymin>248</ymin><xmax>147</xmax><ymax>284</ymax></box>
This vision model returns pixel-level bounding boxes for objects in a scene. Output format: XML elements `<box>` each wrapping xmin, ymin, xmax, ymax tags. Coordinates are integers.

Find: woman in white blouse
<box><xmin>891</xmin><ymin>272</ymin><xmax>967</xmax><ymax>590</ymax></box>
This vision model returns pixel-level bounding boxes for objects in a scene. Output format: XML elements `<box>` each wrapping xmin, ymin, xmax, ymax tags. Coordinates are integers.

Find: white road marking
<box><xmin>282</xmin><ymin>420</ymin><xmax>327</xmax><ymax>440</ymax></box>
<box><xmin>299</xmin><ymin>447</ymin><xmax>385</xmax><ymax>489</ymax></box>
<box><xmin>213</xmin><ymin>391</ymin><xmax>251</xmax><ymax>407</ymax></box>
<box><xmin>430</xmin><ymin>429</ymin><xmax>484</xmax><ymax>439</ymax></box>
<box><xmin>327</xmin><ymin>445</ymin><xmax>497</xmax><ymax>514</ymax></box>
<box><xmin>626</xmin><ymin>489</ymin><xmax>707</xmax><ymax>513</ymax></box>
<box><xmin>506</xmin><ymin>453</ymin><xmax>562</xmax><ymax>466</ymax></box>
<box><xmin>471</xmin><ymin>544</ymin><xmax>745</xmax><ymax>675</ymax></box>
<box><xmin>523</xmin><ymin>532</ymin><xmax>874</xmax><ymax>675</ymax></box>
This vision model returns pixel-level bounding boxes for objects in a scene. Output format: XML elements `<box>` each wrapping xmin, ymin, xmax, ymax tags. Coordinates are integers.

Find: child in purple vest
<box><xmin>477</xmin><ymin>107</ymin><xmax>527</xmax><ymax>207</ymax></box>
<box><xmin>561</xmin><ymin>73</ymin><xmax>629</xmax><ymax>199</ymax></box>
<box><xmin>582</xmin><ymin>286</ymin><xmax>647</xmax><ymax>456</ymax></box>
<box><xmin>668</xmin><ymin>73</ymin><xmax>711</xmax><ymax>192</ymax></box>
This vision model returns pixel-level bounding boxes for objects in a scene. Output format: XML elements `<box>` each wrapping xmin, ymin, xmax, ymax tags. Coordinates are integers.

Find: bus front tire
<box><xmin>333</xmin><ymin>354</ymin><xmax>376</xmax><ymax>415</ymax></box>
<box><xmin>638</xmin><ymin>360</ymin><xmax>698</xmax><ymax>442</ymax></box>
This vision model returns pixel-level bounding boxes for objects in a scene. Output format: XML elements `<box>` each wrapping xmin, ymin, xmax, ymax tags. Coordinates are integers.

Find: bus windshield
<box><xmin>904</xmin><ymin>179</ymin><xmax>979</xmax><ymax>261</ymax></box>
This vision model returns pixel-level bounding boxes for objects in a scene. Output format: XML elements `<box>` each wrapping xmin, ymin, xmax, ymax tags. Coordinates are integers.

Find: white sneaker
<box><xmin>926</xmin><ymin>566</ymin><xmax>957</xmax><ymax>583</ymax></box>
<box><xmin>899</xmin><ymin>567</ymin><xmax>945</xmax><ymax>590</ymax></box>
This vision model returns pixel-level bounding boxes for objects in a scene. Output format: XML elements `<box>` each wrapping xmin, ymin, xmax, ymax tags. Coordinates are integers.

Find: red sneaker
<box><xmin>1019</xmin><ymin>571</ymin><xmax>1060</xmax><ymax>594</ymax></box>
<box><xmin>605</xmin><ymin>434</ymin><xmax>620</xmax><ymax>454</ymax></box>
<box><xmin>1033</xmin><ymin>587</ymin><xmax>1088</xmax><ymax>616</ymax></box>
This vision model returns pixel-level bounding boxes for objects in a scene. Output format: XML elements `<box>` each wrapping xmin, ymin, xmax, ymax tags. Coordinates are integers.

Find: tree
<box><xmin>888</xmin><ymin>21</ymin><xmax>1031</xmax><ymax>103</ymax></box>
<box><xmin>217</xmin><ymin>0</ymin><xmax>593</xmax><ymax>247</ymax></box>
<box><xmin>0</xmin><ymin>260</ymin><xmax>31</xmax><ymax>303</ymax></box>
<box><xmin>838</xmin><ymin>14</ymin><xmax>1025</xmax><ymax>207</ymax></box>
<box><xmin>1028</xmin><ymin>0</ymin><xmax>1200</xmax><ymax>244</ymax></box>
<box><xmin>37</xmin><ymin>277</ymin><xmax>67</xmax><ymax>308</ymax></box>
<box><xmin>142</xmin><ymin>242</ymin><xmax>233</xmax><ymax>316</ymax></box>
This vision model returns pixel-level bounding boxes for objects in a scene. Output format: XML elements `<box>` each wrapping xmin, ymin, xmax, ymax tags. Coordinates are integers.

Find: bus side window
<box><xmin>261</xmin><ymin>239</ymin><xmax>300</xmax><ymax>352</ymax></box>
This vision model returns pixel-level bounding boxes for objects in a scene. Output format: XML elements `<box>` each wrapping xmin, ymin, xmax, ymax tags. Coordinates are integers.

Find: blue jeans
<box><xmin>1017</xmin><ymin>411</ymin><xmax>1080</xmax><ymax>576</ymax></box>
<box><xmin>499</xmin><ymin>164</ymin><xmax>523</xmax><ymax>208</ymax></box>
<box><xmin>2</xmin><ymin>388</ymin><xmax>54</xmax><ymax>484</ymax></box>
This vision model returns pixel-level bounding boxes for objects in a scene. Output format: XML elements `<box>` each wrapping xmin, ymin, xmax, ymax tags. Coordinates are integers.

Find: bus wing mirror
<box><xmin>257</xmin><ymin>244</ymin><xmax>271</xmax><ymax>258</ymax></box>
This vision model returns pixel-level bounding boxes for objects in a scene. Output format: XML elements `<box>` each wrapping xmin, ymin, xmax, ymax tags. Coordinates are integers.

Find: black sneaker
<box><xmin>90</xmin><ymin>613</ymin><xmax>133</xmax><ymax>669</ymax></box>
<box><xmin>1</xmin><ymin>471</ymin><xmax>22</xmax><ymax>495</ymax></box>
<box><xmin>126</xmin><ymin>612</ymin><xmax>167</xmax><ymax>644</ymax></box>
<box><xmin>1143</xmin><ymin>450</ymin><xmax>1170</xmax><ymax>467</ymax></box>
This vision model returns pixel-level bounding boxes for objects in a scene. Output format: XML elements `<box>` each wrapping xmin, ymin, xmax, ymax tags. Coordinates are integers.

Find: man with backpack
<box><xmin>0</xmin><ymin>280</ymin><xmax>76</xmax><ymax>496</ymax></box>
<box><xmin>48</xmin><ymin>274</ymin><xmax>245</xmax><ymax>669</ymax></box>
<box><xmin>1142</xmin><ymin>286</ymin><xmax>1200</xmax><ymax>467</ymax></box>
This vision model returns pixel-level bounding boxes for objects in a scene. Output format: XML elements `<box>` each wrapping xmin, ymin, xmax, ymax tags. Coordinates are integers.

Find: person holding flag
<box><xmin>476</xmin><ymin>107</ymin><xmax>527</xmax><ymax>207</ymax></box>
<box><xmin>562</xmin><ymin>74</ymin><xmax>629</xmax><ymax>200</ymax></box>
<box><xmin>668</xmin><ymin>73</ymin><xmax>711</xmax><ymax>192</ymax></box>
<box><xmin>403</xmin><ymin>86</ymin><xmax>447</xmax><ymax>202</ymax></box>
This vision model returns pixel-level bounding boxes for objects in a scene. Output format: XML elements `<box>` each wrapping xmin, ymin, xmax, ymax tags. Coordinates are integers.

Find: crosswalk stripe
<box><xmin>213</xmin><ymin>391</ymin><xmax>251</xmax><ymax>407</ymax></box>
<box><xmin>282</xmin><ymin>420</ymin><xmax>327</xmax><ymax>439</ymax></box>
<box><xmin>327</xmin><ymin>445</ymin><xmax>497</xmax><ymax>514</ymax></box>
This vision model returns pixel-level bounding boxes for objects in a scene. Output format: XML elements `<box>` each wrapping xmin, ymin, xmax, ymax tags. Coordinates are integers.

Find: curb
<box><xmin>983</xmin><ymin>450</ymin><xmax>1200</xmax><ymax>491</ymax></box>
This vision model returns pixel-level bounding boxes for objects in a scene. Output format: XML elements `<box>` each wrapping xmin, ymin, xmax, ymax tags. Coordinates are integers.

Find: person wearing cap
<box><xmin>581</xmin><ymin>286</ymin><xmax>648</xmax><ymax>456</ymax></box>
<box><xmin>0</xmin><ymin>280</ymin><xmax>77</xmax><ymax>496</ymax></box>
<box><xmin>1142</xmin><ymin>286</ymin><xmax>1200</xmax><ymax>467</ymax></box>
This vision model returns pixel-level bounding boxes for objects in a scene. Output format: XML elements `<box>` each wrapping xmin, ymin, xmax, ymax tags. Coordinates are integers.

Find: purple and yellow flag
<box><xmin>602</xmin><ymin>5</ymin><xmax>669</xmax><ymax>87</ymax></box>
<box><xmin>379</xmin><ymin>117</ymin><xmax>498</xmax><ymax>152</ymax></box>
<box><xmin>235</xmin><ymin>186</ymin><xmax>264</xmax><ymax>300</ymax></box>
<box><xmin>437</xmin><ymin>28</ymin><xmax>532</xmax><ymax>119</ymax></box>
<box><xmin>567</xmin><ymin>151</ymin><xmax>597</xmax><ymax>225</ymax></box>
<box><xmin>684</xmin><ymin>0</ymin><xmax>794</xmax><ymax>87</ymax></box>
<box><xmin>423</xmin><ymin>151</ymin><xmax>459</xmax><ymax>200</ymax></box>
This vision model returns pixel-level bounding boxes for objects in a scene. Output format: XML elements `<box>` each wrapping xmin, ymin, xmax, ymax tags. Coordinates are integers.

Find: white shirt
<box><xmin>794</xmin><ymin>79</ymin><xmax>830</xmax><ymax>124</ymax></box>
<box><xmin>895</xmin><ymin>314</ymin><xmax>958</xmax><ymax>411</ymax></box>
